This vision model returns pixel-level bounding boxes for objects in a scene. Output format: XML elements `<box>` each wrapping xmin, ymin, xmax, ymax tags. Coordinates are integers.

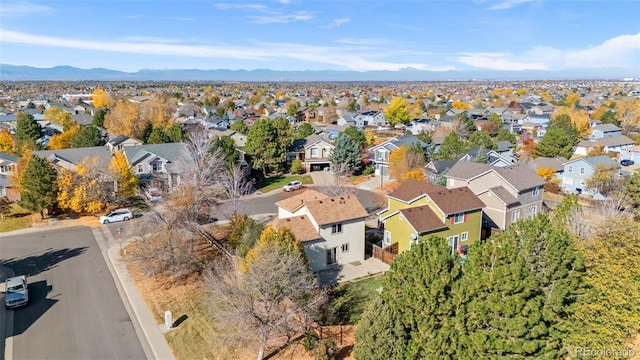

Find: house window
<box><xmin>532</xmin><ymin>187</ymin><xmax>540</xmax><ymax>197</ymax></box>
<box><xmin>136</xmin><ymin>164</ymin><xmax>144</xmax><ymax>173</ymax></box>
<box><xmin>341</xmin><ymin>243</ymin><xmax>349</xmax><ymax>252</ymax></box>
<box><xmin>568</xmin><ymin>165</ymin><xmax>573</xmax><ymax>173</ymax></box>
<box><xmin>461</xmin><ymin>232</ymin><xmax>468</xmax><ymax>242</ymax></box>
<box><xmin>511</xmin><ymin>210</ymin><xmax>520</xmax><ymax>223</ymax></box>
<box><xmin>310</xmin><ymin>148</ymin><xmax>318</xmax><ymax>158</ymax></box>
<box><xmin>453</xmin><ymin>213</ymin><xmax>465</xmax><ymax>224</ymax></box>
<box><xmin>448</xmin><ymin>235</ymin><xmax>459</xmax><ymax>255</ymax></box>
<box><xmin>384</xmin><ymin>230</ymin><xmax>391</xmax><ymax>245</ymax></box>
<box><xmin>580</xmin><ymin>167</ymin><xmax>585</xmax><ymax>175</ymax></box>
<box><xmin>529</xmin><ymin>205</ymin><xmax>537</xmax><ymax>217</ymax></box>
<box><xmin>152</xmin><ymin>162</ymin><xmax>162</xmax><ymax>172</ymax></box>
<box><xmin>326</xmin><ymin>247</ymin><xmax>337</xmax><ymax>265</ymax></box>
<box><xmin>332</xmin><ymin>223</ymin><xmax>343</xmax><ymax>234</ymax></box>
<box><xmin>580</xmin><ymin>180</ymin><xmax>586</xmax><ymax>186</ymax></box>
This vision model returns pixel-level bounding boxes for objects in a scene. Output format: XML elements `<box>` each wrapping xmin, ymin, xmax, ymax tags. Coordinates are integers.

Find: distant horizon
<box><xmin>1</xmin><ymin>0</ymin><xmax>638</xmax><ymax>74</ymax></box>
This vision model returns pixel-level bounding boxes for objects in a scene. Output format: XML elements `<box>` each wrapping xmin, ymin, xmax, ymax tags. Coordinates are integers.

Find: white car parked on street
<box><xmin>99</xmin><ymin>208</ymin><xmax>133</xmax><ymax>224</ymax></box>
<box><xmin>283</xmin><ymin>180</ymin><xmax>303</xmax><ymax>192</ymax></box>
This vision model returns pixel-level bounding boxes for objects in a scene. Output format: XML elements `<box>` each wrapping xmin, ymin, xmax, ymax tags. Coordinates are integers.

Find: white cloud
<box><xmin>489</xmin><ymin>0</ymin><xmax>539</xmax><ymax>10</ymax></box>
<box><xmin>0</xmin><ymin>29</ymin><xmax>433</xmax><ymax>71</ymax></box>
<box><xmin>334</xmin><ymin>38</ymin><xmax>388</xmax><ymax>46</ymax></box>
<box><xmin>457</xmin><ymin>33</ymin><xmax>640</xmax><ymax>70</ymax></box>
<box><xmin>213</xmin><ymin>3</ymin><xmax>268</xmax><ymax>11</ymax></box>
<box><xmin>0</xmin><ymin>1</ymin><xmax>51</xmax><ymax>17</ymax></box>
<box><xmin>120</xmin><ymin>36</ymin><xmax>182</xmax><ymax>44</ymax></box>
<box><xmin>323</xmin><ymin>18</ymin><xmax>350</xmax><ymax>29</ymax></box>
<box><xmin>247</xmin><ymin>11</ymin><xmax>313</xmax><ymax>24</ymax></box>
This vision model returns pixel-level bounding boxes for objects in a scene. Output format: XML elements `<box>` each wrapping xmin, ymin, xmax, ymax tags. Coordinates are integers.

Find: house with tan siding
<box><xmin>274</xmin><ymin>189</ymin><xmax>368</xmax><ymax>272</ymax></box>
<box><xmin>445</xmin><ymin>161</ymin><xmax>545</xmax><ymax>230</ymax></box>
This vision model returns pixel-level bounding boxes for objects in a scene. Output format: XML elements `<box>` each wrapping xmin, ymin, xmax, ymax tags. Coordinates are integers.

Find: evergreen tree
<box><xmin>434</xmin><ymin>131</ymin><xmax>467</xmax><ymax>160</ymax></box>
<box><xmin>328</xmin><ymin>133</ymin><xmax>361</xmax><ymax>175</ymax></box>
<box><xmin>496</xmin><ymin>128</ymin><xmax>517</xmax><ymax>144</ymax></box>
<box><xmin>295</xmin><ymin>122</ymin><xmax>315</xmax><ymax>139</ymax></box>
<box><xmin>19</xmin><ymin>155</ymin><xmax>58</xmax><ymax>218</ymax></box>
<box><xmin>71</xmin><ymin>125</ymin><xmax>105</xmax><ymax>148</ymax></box>
<box><xmin>272</xmin><ymin>117</ymin><xmax>294</xmax><ymax>172</ymax></box>
<box><xmin>535</xmin><ymin>127</ymin><xmax>575</xmax><ymax>158</ymax></box>
<box><xmin>15</xmin><ymin>113</ymin><xmax>42</xmax><ymax>152</ymax></box>
<box><xmin>469</xmin><ymin>130</ymin><xmax>496</xmax><ymax>150</ymax></box>
<box><xmin>625</xmin><ymin>169</ymin><xmax>640</xmax><ymax>210</ymax></box>
<box><xmin>343</xmin><ymin>125</ymin><xmax>367</xmax><ymax>149</ymax></box>
<box><xmin>548</xmin><ymin>114</ymin><xmax>580</xmax><ymax>145</ymax></box>
<box><xmin>210</xmin><ymin>135</ymin><xmax>240</xmax><ymax>169</ymax></box>
<box><xmin>456</xmin><ymin>113</ymin><xmax>476</xmax><ymax>140</ymax></box>
<box><xmin>415</xmin><ymin>130</ymin><xmax>433</xmax><ymax>145</ymax></box>
<box><xmin>146</xmin><ymin>127</ymin><xmax>168</xmax><ymax>144</ymax></box>
<box><xmin>354</xmin><ymin>298</ymin><xmax>405</xmax><ymax>360</ymax></box>
<box><xmin>164</xmin><ymin>124</ymin><xmax>185</xmax><ymax>142</ymax></box>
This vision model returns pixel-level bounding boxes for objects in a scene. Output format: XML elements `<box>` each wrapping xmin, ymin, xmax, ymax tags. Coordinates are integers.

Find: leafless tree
<box><xmin>588</xmin><ymin>191</ymin><xmax>634</xmax><ymax>226</ymax></box>
<box><xmin>218</xmin><ymin>164</ymin><xmax>253</xmax><ymax>218</ymax></box>
<box><xmin>324</xmin><ymin>163</ymin><xmax>357</xmax><ymax>197</ymax></box>
<box><xmin>203</xmin><ymin>244</ymin><xmax>327</xmax><ymax>360</ymax></box>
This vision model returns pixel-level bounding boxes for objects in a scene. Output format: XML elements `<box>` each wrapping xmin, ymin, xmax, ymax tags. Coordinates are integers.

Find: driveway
<box><xmin>309</xmin><ymin>171</ymin><xmax>335</xmax><ymax>186</ymax></box>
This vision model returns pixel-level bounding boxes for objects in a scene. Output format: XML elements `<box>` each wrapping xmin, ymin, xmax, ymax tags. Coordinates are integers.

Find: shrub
<box><xmin>362</xmin><ymin>166</ymin><xmax>374</xmax><ymax>176</ymax></box>
<box><xmin>290</xmin><ymin>159</ymin><xmax>304</xmax><ymax>174</ymax></box>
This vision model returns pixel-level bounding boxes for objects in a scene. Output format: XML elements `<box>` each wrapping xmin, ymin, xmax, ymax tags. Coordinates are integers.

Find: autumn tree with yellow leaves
<box><xmin>109</xmin><ymin>150</ymin><xmax>138</xmax><ymax>197</ymax></box>
<box><xmin>384</xmin><ymin>97</ymin><xmax>411</xmax><ymax>125</ymax></box>
<box><xmin>92</xmin><ymin>89</ymin><xmax>112</xmax><ymax>108</ymax></box>
<box><xmin>553</xmin><ymin>106</ymin><xmax>591</xmax><ymax>139</ymax></box>
<box><xmin>57</xmin><ymin>157</ymin><xmax>109</xmax><ymax>214</ymax></box>
<box><xmin>47</xmin><ymin>124</ymin><xmax>80</xmax><ymax>150</ymax></box>
<box><xmin>388</xmin><ymin>144</ymin><xmax>426</xmax><ymax>184</ymax></box>
<box><xmin>615</xmin><ymin>98</ymin><xmax>640</xmax><ymax>132</ymax></box>
<box><xmin>104</xmin><ymin>99</ymin><xmax>144</xmax><ymax>139</ymax></box>
<box><xmin>0</xmin><ymin>129</ymin><xmax>16</xmax><ymax>154</ymax></box>
<box><xmin>536</xmin><ymin>167</ymin><xmax>560</xmax><ymax>185</ymax></box>
<box><xmin>8</xmin><ymin>146</ymin><xmax>32</xmax><ymax>193</ymax></box>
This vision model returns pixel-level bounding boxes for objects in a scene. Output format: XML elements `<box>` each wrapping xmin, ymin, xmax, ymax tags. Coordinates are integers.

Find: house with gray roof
<box><xmin>0</xmin><ymin>152</ymin><xmax>18</xmax><ymax>199</ymax></box>
<box><xmin>446</xmin><ymin>162</ymin><xmax>545</xmax><ymax>230</ymax></box>
<box><xmin>561</xmin><ymin>155</ymin><xmax>621</xmax><ymax>200</ymax></box>
<box><xmin>107</xmin><ymin>135</ymin><xmax>143</xmax><ymax>153</ymax></box>
<box><xmin>368</xmin><ymin>135</ymin><xmax>430</xmax><ymax>177</ymax></box>
<box><xmin>123</xmin><ymin>143</ymin><xmax>195</xmax><ymax>188</ymax></box>
<box><xmin>590</xmin><ymin>123</ymin><xmax>622</xmax><ymax>139</ymax></box>
<box><xmin>574</xmin><ymin>135</ymin><xmax>636</xmax><ymax>157</ymax></box>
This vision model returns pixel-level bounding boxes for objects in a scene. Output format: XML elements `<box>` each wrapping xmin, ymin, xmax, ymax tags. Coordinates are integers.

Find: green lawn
<box><xmin>0</xmin><ymin>203</ymin><xmax>33</xmax><ymax>233</ymax></box>
<box><xmin>255</xmin><ymin>174</ymin><xmax>314</xmax><ymax>193</ymax></box>
<box><xmin>328</xmin><ymin>275</ymin><xmax>383</xmax><ymax>325</ymax></box>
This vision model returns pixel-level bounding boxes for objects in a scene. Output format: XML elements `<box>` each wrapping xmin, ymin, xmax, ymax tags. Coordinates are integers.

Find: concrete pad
<box><xmin>317</xmin><ymin>257</ymin><xmax>389</xmax><ymax>286</ymax></box>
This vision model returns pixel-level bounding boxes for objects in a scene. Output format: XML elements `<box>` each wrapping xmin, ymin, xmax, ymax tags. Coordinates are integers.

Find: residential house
<box><xmin>495</xmin><ymin>140</ymin><xmax>515</xmax><ymax>159</ymax></box>
<box><xmin>425</xmin><ymin>159</ymin><xmax>458</xmax><ymax>184</ymax></box>
<box><xmin>123</xmin><ymin>143</ymin><xmax>195</xmax><ymax>188</ymax></box>
<box><xmin>107</xmin><ymin>135</ymin><xmax>144</xmax><ymax>153</ymax></box>
<box><xmin>287</xmin><ymin>134</ymin><xmax>334</xmax><ymax>172</ymax></box>
<box><xmin>525</xmin><ymin>156</ymin><xmax>567</xmax><ymax>184</ymax></box>
<box><xmin>590</xmin><ymin>123</ymin><xmax>622</xmax><ymax>139</ymax></box>
<box><xmin>561</xmin><ymin>155</ymin><xmax>621</xmax><ymax>200</ymax></box>
<box><xmin>459</xmin><ymin>147</ymin><xmax>513</xmax><ymax>167</ymax></box>
<box><xmin>407</xmin><ymin>118</ymin><xmax>437</xmax><ymax>134</ymax></box>
<box><xmin>574</xmin><ymin>135</ymin><xmax>636</xmax><ymax>157</ymax></box>
<box><xmin>0</xmin><ymin>152</ymin><xmax>18</xmax><ymax>200</ymax></box>
<box><xmin>368</xmin><ymin>135</ymin><xmax>429</xmax><ymax>177</ymax></box>
<box><xmin>274</xmin><ymin>189</ymin><xmax>368</xmax><ymax>272</ymax></box>
<box><xmin>621</xmin><ymin>145</ymin><xmax>640</xmax><ymax>164</ymax></box>
<box><xmin>446</xmin><ymin>162</ymin><xmax>545</xmax><ymax>230</ymax></box>
<box><xmin>355</xmin><ymin>111</ymin><xmax>386</xmax><ymax>127</ymax></box>
<box><xmin>378</xmin><ymin>180</ymin><xmax>485</xmax><ymax>255</ymax></box>
<box><xmin>325</xmin><ymin>124</ymin><xmax>349</xmax><ymax>139</ymax></box>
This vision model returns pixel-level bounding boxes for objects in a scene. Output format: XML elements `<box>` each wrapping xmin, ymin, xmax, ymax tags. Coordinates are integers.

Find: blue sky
<box><xmin>1</xmin><ymin>0</ymin><xmax>639</xmax><ymax>73</ymax></box>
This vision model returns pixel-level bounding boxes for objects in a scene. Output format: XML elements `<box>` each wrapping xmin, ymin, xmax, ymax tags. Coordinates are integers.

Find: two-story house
<box><xmin>287</xmin><ymin>134</ymin><xmax>334</xmax><ymax>172</ymax></box>
<box><xmin>0</xmin><ymin>152</ymin><xmax>18</xmax><ymax>200</ymax></box>
<box><xmin>377</xmin><ymin>180</ymin><xmax>485</xmax><ymax>255</ymax></box>
<box><xmin>590</xmin><ymin>123</ymin><xmax>622</xmax><ymax>139</ymax></box>
<box><xmin>561</xmin><ymin>155</ymin><xmax>621</xmax><ymax>200</ymax></box>
<box><xmin>446</xmin><ymin>162</ymin><xmax>545</xmax><ymax>230</ymax></box>
<box><xmin>123</xmin><ymin>143</ymin><xmax>195</xmax><ymax>188</ymax></box>
<box><xmin>274</xmin><ymin>189</ymin><xmax>368</xmax><ymax>272</ymax></box>
<box><xmin>368</xmin><ymin>135</ymin><xmax>429</xmax><ymax>177</ymax></box>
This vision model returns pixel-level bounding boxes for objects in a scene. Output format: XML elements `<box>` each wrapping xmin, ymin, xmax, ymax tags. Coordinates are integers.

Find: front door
<box><xmin>326</xmin><ymin>247</ymin><xmax>337</xmax><ymax>266</ymax></box>
<box><xmin>448</xmin><ymin>235</ymin><xmax>459</xmax><ymax>255</ymax></box>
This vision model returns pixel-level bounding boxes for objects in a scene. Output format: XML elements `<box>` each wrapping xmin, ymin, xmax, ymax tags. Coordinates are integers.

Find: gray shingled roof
<box><xmin>447</xmin><ymin>161</ymin><xmax>545</xmax><ymax>191</ymax></box>
<box><xmin>488</xmin><ymin>186</ymin><xmax>519</xmax><ymax>206</ymax></box>
<box><xmin>34</xmin><ymin>146</ymin><xmax>113</xmax><ymax>169</ymax></box>
<box><xmin>123</xmin><ymin>143</ymin><xmax>194</xmax><ymax>175</ymax></box>
<box><xmin>592</xmin><ymin>123</ymin><xmax>622</xmax><ymax>132</ymax></box>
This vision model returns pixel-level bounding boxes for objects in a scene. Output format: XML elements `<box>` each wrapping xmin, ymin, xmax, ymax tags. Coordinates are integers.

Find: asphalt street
<box><xmin>0</xmin><ymin>226</ymin><xmax>146</xmax><ymax>360</ymax></box>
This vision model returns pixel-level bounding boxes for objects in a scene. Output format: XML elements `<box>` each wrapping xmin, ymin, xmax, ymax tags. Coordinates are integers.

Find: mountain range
<box><xmin>1</xmin><ymin>64</ymin><xmax>638</xmax><ymax>82</ymax></box>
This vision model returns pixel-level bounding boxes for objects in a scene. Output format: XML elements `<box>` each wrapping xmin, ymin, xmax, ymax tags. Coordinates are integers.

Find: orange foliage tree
<box><xmin>388</xmin><ymin>145</ymin><xmax>426</xmax><ymax>184</ymax></box>
<box><xmin>0</xmin><ymin>129</ymin><xmax>16</xmax><ymax>154</ymax></box>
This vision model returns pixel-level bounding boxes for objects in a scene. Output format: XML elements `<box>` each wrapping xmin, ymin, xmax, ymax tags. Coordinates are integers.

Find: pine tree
<box><xmin>343</xmin><ymin>125</ymin><xmax>367</xmax><ymax>149</ymax></box>
<box><xmin>245</xmin><ymin>119</ymin><xmax>280</xmax><ymax>177</ymax></box>
<box><xmin>329</xmin><ymin>133</ymin><xmax>361</xmax><ymax>175</ymax></box>
<box><xmin>19</xmin><ymin>155</ymin><xmax>58</xmax><ymax>218</ymax></box>
<box><xmin>209</xmin><ymin>135</ymin><xmax>239</xmax><ymax>169</ymax></box>
<box><xmin>71</xmin><ymin>125</ymin><xmax>105</xmax><ymax>148</ymax></box>
<box><xmin>534</xmin><ymin>127</ymin><xmax>575</xmax><ymax>158</ymax></box>
<box><xmin>434</xmin><ymin>131</ymin><xmax>467</xmax><ymax>160</ymax></box>
<box><xmin>354</xmin><ymin>298</ymin><xmax>405</xmax><ymax>360</ymax></box>
<box><xmin>15</xmin><ymin>113</ymin><xmax>43</xmax><ymax>152</ymax></box>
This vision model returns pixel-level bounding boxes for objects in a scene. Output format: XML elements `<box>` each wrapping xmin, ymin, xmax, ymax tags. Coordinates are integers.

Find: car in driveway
<box><xmin>4</xmin><ymin>275</ymin><xmax>28</xmax><ymax>308</ymax></box>
<box><xmin>283</xmin><ymin>180</ymin><xmax>303</xmax><ymax>192</ymax></box>
<box><xmin>99</xmin><ymin>208</ymin><xmax>133</xmax><ymax>224</ymax></box>
<box><xmin>621</xmin><ymin>159</ymin><xmax>635</xmax><ymax>166</ymax></box>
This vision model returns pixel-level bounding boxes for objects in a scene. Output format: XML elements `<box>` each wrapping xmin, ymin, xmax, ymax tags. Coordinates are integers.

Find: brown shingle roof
<box><xmin>275</xmin><ymin>189</ymin><xmax>330</xmax><ymax>213</ymax></box>
<box><xmin>387</xmin><ymin>180</ymin><xmax>484</xmax><ymax>215</ymax></box>
<box><xmin>399</xmin><ymin>205</ymin><xmax>447</xmax><ymax>234</ymax></box>
<box><xmin>273</xmin><ymin>216</ymin><xmax>321</xmax><ymax>243</ymax></box>
<box><xmin>305</xmin><ymin>194</ymin><xmax>368</xmax><ymax>225</ymax></box>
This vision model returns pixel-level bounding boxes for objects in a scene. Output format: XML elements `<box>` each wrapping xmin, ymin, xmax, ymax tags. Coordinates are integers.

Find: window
<box><xmin>152</xmin><ymin>162</ymin><xmax>162</xmax><ymax>172</ymax></box>
<box><xmin>529</xmin><ymin>205</ymin><xmax>537</xmax><ymax>217</ymax></box>
<box><xmin>137</xmin><ymin>164</ymin><xmax>144</xmax><ymax>173</ymax></box>
<box><xmin>384</xmin><ymin>230</ymin><xmax>391</xmax><ymax>245</ymax></box>
<box><xmin>341</xmin><ymin>243</ymin><xmax>349</xmax><ymax>252</ymax></box>
<box><xmin>310</xmin><ymin>148</ymin><xmax>318</xmax><ymax>158</ymax></box>
<box><xmin>511</xmin><ymin>210</ymin><xmax>520</xmax><ymax>223</ymax></box>
<box><xmin>532</xmin><ymin>187</ymin><xmax>540</xmax><ymax>197</ymax></box>
<box><xmin>580</xmin><ymin>179</ymin><xmax>586</xmax><ymax>186</ymax></box>
<box><xmin>568</xmin><ymin>165</ymin><xmax>573</xmax><ymax>173</ymax></box>
<box><xmin>580</xmin><ymin>167</ymin><xmax>585</xmax><ymax>175</ymax></box>
<box><xmin>461</xmin><ymin>232</ymin><xmax>468</xmax><ymax>242</ymax></box>
<box><xmin>453</xmin><ymin>213</ymin><xmax>465</xmax><ymax>224</ymax></box>
<box><xmin>331</xmin><ymin>223</ymin><xmax>343</xmax><ymax>234</ymax></box>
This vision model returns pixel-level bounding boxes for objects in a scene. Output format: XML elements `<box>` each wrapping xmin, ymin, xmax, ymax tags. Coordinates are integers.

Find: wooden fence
<box><xmin>372</xmin><ymin>242</ymin><xmax>398</xmax><ymax>264</ymax></box>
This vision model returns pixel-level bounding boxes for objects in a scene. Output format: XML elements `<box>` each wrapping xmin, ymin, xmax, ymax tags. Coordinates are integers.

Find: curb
<box><xmin>105</xmin><ymin>244</ymin><xmax>175</xmax><ymax>360</ymax></box>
